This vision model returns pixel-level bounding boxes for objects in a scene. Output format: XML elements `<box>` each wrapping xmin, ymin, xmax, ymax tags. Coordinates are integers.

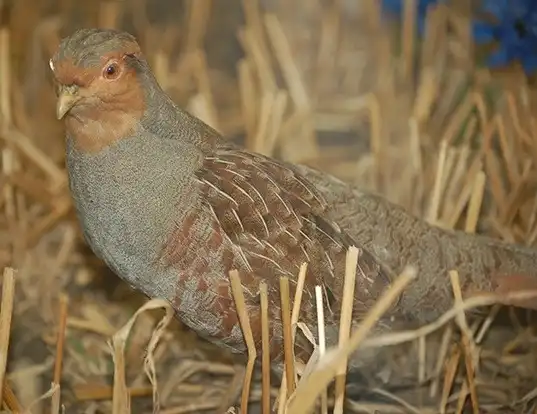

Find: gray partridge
<box><xmin>51</xmin><ymin>28</ymin><xmax>537</xmax><ymax>372</ymax></box>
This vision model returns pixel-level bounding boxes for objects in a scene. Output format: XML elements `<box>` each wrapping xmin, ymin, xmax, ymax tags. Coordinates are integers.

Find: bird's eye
<box><xmin>103</xmin><ymin>62</ymin><xmax>120</xmax><ymax>79</ymax></box>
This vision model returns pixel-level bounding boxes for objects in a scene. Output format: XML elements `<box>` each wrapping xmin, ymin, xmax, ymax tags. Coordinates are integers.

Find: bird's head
<box><xmin>50</xmin><ymin>28</ymin><xmax>149</xmax><ymax>152</ymax></box>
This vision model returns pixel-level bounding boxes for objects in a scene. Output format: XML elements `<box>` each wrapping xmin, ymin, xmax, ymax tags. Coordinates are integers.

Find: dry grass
<box><xmin>0</xmin><ymin>0</ymin><xmax>537</xmax><ymax>412</ymax></box>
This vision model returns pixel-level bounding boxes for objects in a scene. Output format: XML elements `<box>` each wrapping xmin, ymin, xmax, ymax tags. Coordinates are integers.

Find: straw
<box><xmin>0</xmin><ymin>268</ymin><xmax>15</xmax><ymax>407</ymax></box>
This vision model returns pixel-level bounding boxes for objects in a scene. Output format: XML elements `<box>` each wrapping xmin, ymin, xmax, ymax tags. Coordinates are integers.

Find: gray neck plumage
<box><xmin>130</xmin><ymin>55</ymin><xmax>223</xmax><ymax>151</ymax></box>
<box><xmin>66</xmin><ymin>129</ymin><xmax>195</xmax><ymax>249</ymax></box>
<box><xmin>65</xmin><ymin>57</ymin><xmax>224</xmax><ymax>294</ymax></box>
<box><xmin>65</xmin><ymin>75</ymin><xmax>206</xmax><ymax>288</ymax></box>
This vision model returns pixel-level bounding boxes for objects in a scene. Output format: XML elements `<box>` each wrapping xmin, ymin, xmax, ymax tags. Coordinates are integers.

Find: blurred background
<box><xmin>2</xmin><ymin>0</ymin><xmax>537</xmax><ymax>412</ymax></box>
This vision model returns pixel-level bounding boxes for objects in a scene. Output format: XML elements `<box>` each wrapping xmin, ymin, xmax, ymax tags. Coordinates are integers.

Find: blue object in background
<box><xmin>380</xmin><ymin>0</ymin><xmax>537</xmax><ymax>74</ymax></box>
<box><xmin>380</xmin><ymin>0</ymin><xmax>443</xmax><ymax>34</ymax></box>
<box><xmin>472</xmin><ymin>0</ymin><xmax>537</xmax><ymax>74</ymax></box>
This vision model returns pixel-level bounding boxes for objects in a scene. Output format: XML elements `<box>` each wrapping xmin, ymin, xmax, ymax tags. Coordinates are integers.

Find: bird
<box><xmin>50</xmin><ymin>28</ymin><xmax>537</xmax><ymax>376</ymax></box>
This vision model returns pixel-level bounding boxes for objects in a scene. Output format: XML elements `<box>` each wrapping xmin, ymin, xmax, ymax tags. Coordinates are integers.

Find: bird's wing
<box><xmin>194</xmin><ymin>146</ymin><xmax>399</xmax><ymax>323</ymax></box>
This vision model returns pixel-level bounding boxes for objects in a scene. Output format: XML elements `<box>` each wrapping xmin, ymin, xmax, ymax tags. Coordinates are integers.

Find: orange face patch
<box><xmin>53</xmin><ymin>53</ymin><xmax>146</xmax><ymax>153</ymax></box>
<box><xmin>52</xmin><ymin>58</ymin><xmax>100</xmax><ymax>88</ymax></box>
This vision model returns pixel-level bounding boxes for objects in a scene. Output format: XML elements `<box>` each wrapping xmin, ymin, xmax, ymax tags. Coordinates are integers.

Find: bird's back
<box><xmin>296</xmin><ymin>164</ymin><xmax>537</xmax><ymax>321</ymax></box>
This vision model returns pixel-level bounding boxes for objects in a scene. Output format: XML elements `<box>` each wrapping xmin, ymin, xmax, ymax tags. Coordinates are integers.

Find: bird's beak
<box><xmin>56</xmin><ymin>85</ymin><xmax>81</xmax><ymax>120</ymax></box>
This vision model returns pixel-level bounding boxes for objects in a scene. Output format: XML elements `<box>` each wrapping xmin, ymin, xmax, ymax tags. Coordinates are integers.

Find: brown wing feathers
<box><xmin>195</xmin><ymin>147</ymin><xmax>394</xmax><ymax>319</ymax></box>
